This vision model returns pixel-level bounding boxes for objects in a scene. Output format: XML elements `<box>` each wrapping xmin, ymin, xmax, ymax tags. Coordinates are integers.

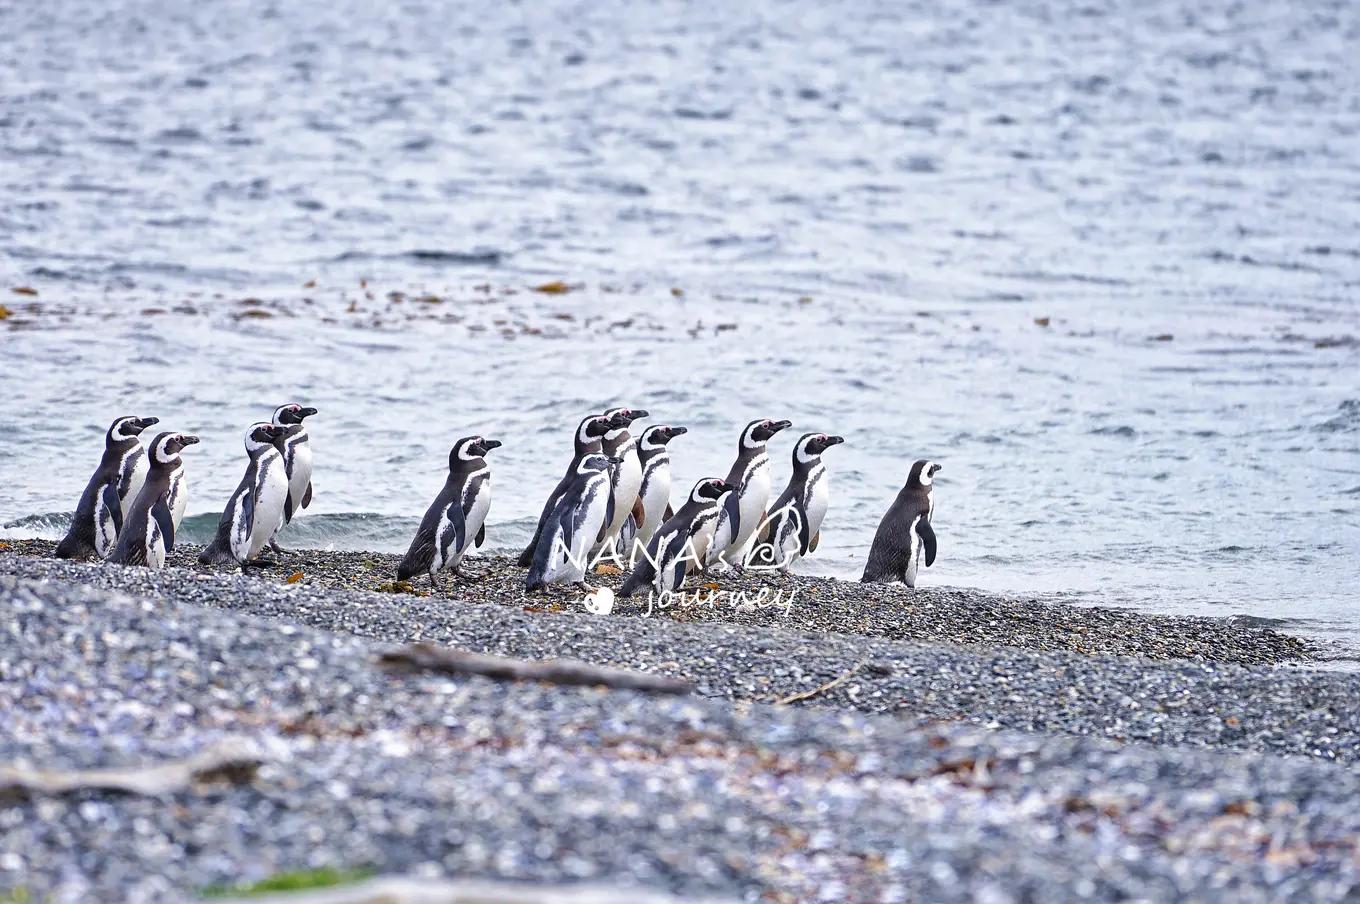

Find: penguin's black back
<box><xmin>860</xmin><ymin>485</ymin><xmax>931</xmax><ymax>583</ymax></box>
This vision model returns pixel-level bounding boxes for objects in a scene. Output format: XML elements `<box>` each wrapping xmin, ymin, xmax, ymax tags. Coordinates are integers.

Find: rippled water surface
<box><xmin>3</xmin><ymin>0</ymin><xmax>1359</xmax><ymax>653</ymax></box>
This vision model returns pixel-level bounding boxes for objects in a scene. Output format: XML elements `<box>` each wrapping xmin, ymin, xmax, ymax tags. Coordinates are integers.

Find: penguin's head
<box><xmin>108</xmin><ymin>415</ymin><xmax>160</xmax><ymax>443</ymax></box>
<box><xmin>577</xmin><ymin>452</ymin><xmax>612</xmax><ymax>475</ymax></box>
<box><xmin>794</xmin><ymin>432</ymin><xmax>845</xmax><ymax>465</ymax></box>
<box><xmin>576</xmin><ymin>414</ymin><xmax>614</xmax><ymax>450</ymax></box>
<box><xmin>150</xmin><ymin>432</ymin><xmax>199</xmax><ymax>465</ymax></box>
<box><xmin>604</xmin><ymin>407</ymin><xmax>648</xmax><ymax>433</ymax></box>
<box><xmin>691</xmin><ymin>477</ymin><xmax>733</xmax><ymax>504</ymax></box>
<box><xmin>450</xmin><ymin>435</ymin><xmax>501</xmax><ymax>468</ymax></box>
<box><xmin>272</xmin><ymin>403</ymin><xmax>318</xmax><ymax>426</ymax></box>
<box><xmin>640</xmin><ymin>424</ymin><xmax>687</xmax><ymax>451</ymax></box>
<box><xmin>742</xmin><ymin>418</ymin><xmax>792</xmax><ymax>450</ymax></box>
<box><xmin>909</xmin><ymin>459</ymin><xmax>942</xmax><ymax>487</ymax></box>
<box><xmin>245</xmin><ymin>422</ymin><xmax>286</xmax><ymax>453</ymax></box>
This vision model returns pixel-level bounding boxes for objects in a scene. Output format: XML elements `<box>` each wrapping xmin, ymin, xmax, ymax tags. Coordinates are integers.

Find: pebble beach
<box><xmin>2</xmin><ymin>541</ymin><xmax>1357</xmax><ymax>902</ymax></box>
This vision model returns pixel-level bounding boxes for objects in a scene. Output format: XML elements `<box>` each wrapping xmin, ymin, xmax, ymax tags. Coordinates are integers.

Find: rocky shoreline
<box><xmin>1</xmin><ymin>542</ymin><xmax>1357</xmax><ymax>901</ymax></box>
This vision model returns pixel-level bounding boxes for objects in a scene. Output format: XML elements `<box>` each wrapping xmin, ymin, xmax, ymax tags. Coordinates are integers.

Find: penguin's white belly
<box><xmin>121</xmin><ymin>452</ymin><xmax>147</xmax><ymax>519</ymax></box>
<box><xmin>638</xmin><ymin>470</ymin><xmax>670</xmax><ymax>543</ymax></box>
<box><xmin>168</xmin><ymin>469</ymin><xmax>188</xmax><ymax>529</ymax></box>
<box><xmin>461</xmin><ymin>480</ymin><xmax>491</xmax><ymax>556</ymax></box>
<box><xmin>248</xmin><ymin>468</ymin><xmax>289</xmax><ymax>560</ymax></box>
<box><xmin>288</xmin><ymin>440</ymin><xmax>312</xmax><ymax>511</ymax></box>
<box><xmin>556</xmin><ymin>479</ymin><xmax>609</xmax><ymax>583</ymax></box>
<box><xmin>689</xmin><ymin>511</ymin><xmax>720</xmax><ymax>574</ymax></box>
<box><xmin>605</xmin><ymin>452</ymin><xmax>642</xmax><ymax>539</ymax></box>
<box><xmin>803</xmin><ymin>467</ymin><xmax>829</xmax><ymax>543</ymax></box>
<box><xmin>904</xmin><ymin>515</ymin><xmax>922</xmax><ymax>587</ymax></box>
<box><xmin>729</xmin><ymin>466</ymin><xmax>771</xmax><ymax>557</ymax></box>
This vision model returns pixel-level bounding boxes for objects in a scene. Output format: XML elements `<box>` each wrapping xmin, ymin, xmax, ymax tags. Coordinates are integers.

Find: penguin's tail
<box><xmin>197</xmin><ymin>538</ymin><xmax>237</xmax><ymax>566</ymax></box>
<box><xmin>54</xmin><ymin>533</ymin><xmax>90</xmax><ymax>560</ymax></box>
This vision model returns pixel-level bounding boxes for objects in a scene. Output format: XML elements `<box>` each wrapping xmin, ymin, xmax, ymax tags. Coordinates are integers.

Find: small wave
<box><xmin>1088</xmin><ymin>425</ymin><xmax>1136</xmax><ymax>438</ymax></box>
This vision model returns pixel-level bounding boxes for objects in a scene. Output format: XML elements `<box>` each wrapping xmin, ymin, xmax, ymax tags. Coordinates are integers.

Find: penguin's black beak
<box><xmin>825</xmin><ymin>435</ymin><xmax>845</xmax><ymax>447</ymax></box>
<box><xmin>137</xmin><ymin>417</ymin><xmax>160</xmax><ymax>431</ymax></box>
<box><xmin>668</xmin><ymin>426</ymin><xmax>688</xmax><ymax>438</ymax></box>
<box><xmin>929</xmin><ymin>463</ymin><xmax>943</xmax><ymax>475</ymax></box>
<box><xmin>180</xmin><ymin>435</ymin><xmax>200</xmax><ymax>446</ymax></box>
<box><xmin>627</xmin><ymin>408</ymin><xmax>649</xmax><ymax>421</ymax></box>
<box><xmin>300</xmin><ymin>407</ymin><xmax>318</xmax><ymax>419</ymax></box>
<box><xmin>481</xmin><ymin>439</ymin><xmax>502</xmax><ymax>453</ymax></box>
<box><xmin>607</xmin><ymin>412</ymin><xmax>632</xmax><ymax>428</ymax></box>
<box><xmin>771</xmin><ymin>419</ymin><xmax>792</xmax><ymax>432</ymax></box>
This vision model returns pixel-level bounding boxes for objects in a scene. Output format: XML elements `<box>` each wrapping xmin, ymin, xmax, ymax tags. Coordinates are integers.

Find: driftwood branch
<box><xmin>0</xmin><ymin>739</ymin><xmax>262</xmax><ymax>799</ymax></box>
<box><xmin>379</xmin><ymin>643</ymin><xmax>693</xmax><ymax>696</ymax></box>
<box><xmin>774</xmin><ymin>660</ymin><xmax>865</xmax><ymax>705</ymax></box>
<box><xmin>207</xmin><ymin>876</ymin><xmax>738</xmax><ymax>904</ymax></box>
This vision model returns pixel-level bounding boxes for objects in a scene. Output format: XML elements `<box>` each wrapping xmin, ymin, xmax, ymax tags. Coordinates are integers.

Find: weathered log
<box><xmin>379</xmin><ymin>643</ymin><xmax>692</xmax><ymax>695</ymax></box>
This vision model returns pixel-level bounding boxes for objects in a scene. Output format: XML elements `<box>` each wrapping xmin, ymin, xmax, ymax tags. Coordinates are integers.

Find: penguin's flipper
<box><xmin>101</xmin><ymin>482</ymin><xmax>124</xmax><ymax>534</ymax></box>
<box><xmin>664</xmin><ymin>503</ymin><xmax>674</xmax><ymax>521</ymax></box>
<box><xmin>151</xmin><ymin>492</ymin><xmax>175</xmax><ymax>554</ymax></box>
<box><xmin>283</xmin><ymin>492</ymin><xmax>295</xmax><ymax>525</ymax></box>
<box><xmin>714</xmin><ymin>490</ymin><xmax>742</xmax><ymax>557</ymax></box>
<box><xmin>302</xmin><ymin>481</ymin><xmax>313</xmax><ymax>509</ymax></box>
<box><xmin>475</xmin><ymin>522</ymin><xmax>486</xmax><ymax>549</ymax></box>
<box><xmin>231</xmin><ymin>490</ymin><xmax>256</xmax><ymax>563</ymax></box>
<box><xmin>797</xmin><ymin>507</ymin><xmax>813</xmax><ymax>557</ymax></box>
<box><xmin>809</xmin><ymin>531</ymin><xmax>820</xmax><ymax>553</ymax></box>
<box><xmin>916</xmin><ymin>517</ymin><xmax>937</xmax><ymax>567</ymax></box>
<box><xmin>439</xmin><ymin>501</ymin><xmax>466</xmax><ymax>563</ymax></box>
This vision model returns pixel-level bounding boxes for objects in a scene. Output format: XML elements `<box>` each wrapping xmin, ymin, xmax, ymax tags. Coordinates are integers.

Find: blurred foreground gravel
<box><xmin>1</xmin><ymin>550</ymin><xmax>1357</xmax><ymax>902</ymax></box>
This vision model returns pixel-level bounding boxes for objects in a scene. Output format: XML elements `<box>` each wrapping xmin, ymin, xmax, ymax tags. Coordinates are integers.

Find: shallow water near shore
<box><xmin>2</xmin><ymin>0</ymin><xmax>1359</xmax><ymax>654</ymax></box>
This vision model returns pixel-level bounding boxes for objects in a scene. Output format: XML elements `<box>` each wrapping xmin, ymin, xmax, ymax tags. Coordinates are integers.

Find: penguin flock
<box><xmin>54</xmin><ymin>405</ymin><xmax>943</xmax><ymax>595</ymax></box>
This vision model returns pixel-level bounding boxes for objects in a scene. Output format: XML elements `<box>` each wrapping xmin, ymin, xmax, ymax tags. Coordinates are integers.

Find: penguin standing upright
<box><xmin>525</xmin><ymin>452</ymin><xmax>615</xmax><ymax>592</ymax></box>
<box><xmin>629</xmin><ymin>424</ymin><xmax>688</xmax><ymax>565</ymax></box>
<box><xmin>56</xmin><ymin>415</ymin><xmax>160</xmax><ymax>560</ymax></box>
<box><xmin>750</xmin><ymin>433</ymin><xmax>845</xmax><ymax>574</ymax></box>
<box><xmin>861</xmin><ymin>460</ymin><xmax>942</xmax><ymax>587</ymax></box>
<box><xmin>198</xmin><ymin>423</ymin><xmax>291</xmax><ymax>568</ymax></box>
<box><xmin>397</xmin><ymin>435</ymin><xmax>502</xmax><ymax>590</ymax></box>
<box><xmin>107</xmin><ymin>432</ymin><xmax>200</xmax><ymax>569</ymax></box>
<box><xmin>516</xmin><ymin>411</ymin><xmax>628</xmax><ymax>568</ymax></box>
<box><xmin>270</xmin><ymin>402</ymin><xmax>317</xmax><ymax>534</ymax></box>
<box><xmin>620</xmin><ymin>478</ymin><xmax>732</xmax><ymax>597</ymax></box>
<box><xmin>591</xmin><ymin>406</ymin><xmax>649</xmax><ymax>561</ymax></box>
<box><xmin>704</xmin><ymin>418</ymin><xmax>792</xmax><ymax>571</ymax></box>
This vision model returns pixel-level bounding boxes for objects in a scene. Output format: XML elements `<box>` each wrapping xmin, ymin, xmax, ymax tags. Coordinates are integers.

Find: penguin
<box><xmin>619</xmin><ymin>478</ymin><xmax>733</xmax><ymax>597</ymax></box>
<box><xmin>704</xmin><ymin>418</ymin><xmax>792</xmax><ymax>571</ymax></box>
<box><xmin>629</xmin><ymin>424</ymin><xmax>689</xmax><ymax>565</ymax></box>
<box><xmin>396</xmin><ymin>435</ymin><xmax>502</xmax><ymax>590</ymax></box>
<box><xmin>198</xmin><ymin>423</ymin><xmax>291</xmax><ymax>568</ymax></box>
<box><xmin>750</xmin><ymin>433</ymin><xmax>845</xmax><ymax>575</ymax></box>
<box><xmin>56</xmin><ymin>415</ymin><xmax>160</xmax><ymax>560</ymax></box>
<box><xmin>515</xmin><ymin>411</ymin><xmax>629</xmax><ymax>568</ymax></box>
<box><xmin>106</xmin><ymin>432</ymin><xmax>200</xmax><ymax>568</ymax></box>
<box><xmin>591</xmin><ymin>406</ymin><xmax>650</xmax><ymax>561</ymax></box>
<box><xmin>861</xmin><ymin>460</ymin><xmax>942</xmax><ymax>587</ymax></box>
<box><xmin>271</xmin><ymin>402</ymin><xmax>317</xmax><ymax>528</ymax></box>
<box><xmin>525</xmin><ymin>452</ymin><xmax>615</xmax><ymax>592</ymax></box>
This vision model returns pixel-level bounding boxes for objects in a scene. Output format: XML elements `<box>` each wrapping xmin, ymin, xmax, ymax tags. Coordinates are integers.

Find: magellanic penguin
<box><xmin>619</xmin><ymin>478</ymin><xmax>733</xmax><ymax>597</ymax></box>
<box><xmin>56</xmin><ymin>415</ymin><xmax>160</xmax><ymax>560</ymax></box>
<box><xmin>861</xmin><ymin>460</ymin><xmax>942</xmax><ymax>587</ymax></box>
<box><xmin>749</xmin><ymin>433</ymin><xmax>845</xmax><ymax>575</ymax></box>
<box><xmin>704</xmin><ymin>418</ymin><xmax>792</xmax><ymax>571</ymax></box>
<box><xmin>397</xmin><ymin>435</ymin><xmax>502</xmax><ymax>590</ymax></box>
<box><xmin>525</xmin><ymin>452</ymin><xmax>615</xmax><ymax>592</ymax></box>
<box><xmin>106</xmin><ymin>432</ymin><xmax>200</xmax><ymax>568</ymax></box>
<box><xmin>198</xmin><ymin>423</ymin><xmax>291</xmax><ymax>568</ymax></box>
<box><xmin>515</xmin><ymin>411</ymin><xmax>629</xmax><ymax>568</ymax></box>
<box><xmin>591</xmin><ymin>406</ymin><xmax>650</xmax><ymax>561</ymax></box>
<box><xmin>629</xmin><ymin>424</ymin><xmax>689</xmax><ymax>565</ymax></box>
<box><xmin>271</xmin><ymin>402</ymin><xmax>318</xmax><ymax>527</ymax></box>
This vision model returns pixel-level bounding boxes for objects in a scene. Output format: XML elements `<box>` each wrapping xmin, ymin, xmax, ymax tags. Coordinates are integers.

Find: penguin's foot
<box><xmin>247</xmin><ymin>558</ymin><xmax>280</xmax><ymax>569</ymax></box>
<box><xmin>269</xmin><ymin>540</ymin><xmax>287</xmax><ymax>555</ymax></box>
<box><xmin>574</xmin><ymin>581</ymin><xmax>594</xmax><ymax>593</ymax></box>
